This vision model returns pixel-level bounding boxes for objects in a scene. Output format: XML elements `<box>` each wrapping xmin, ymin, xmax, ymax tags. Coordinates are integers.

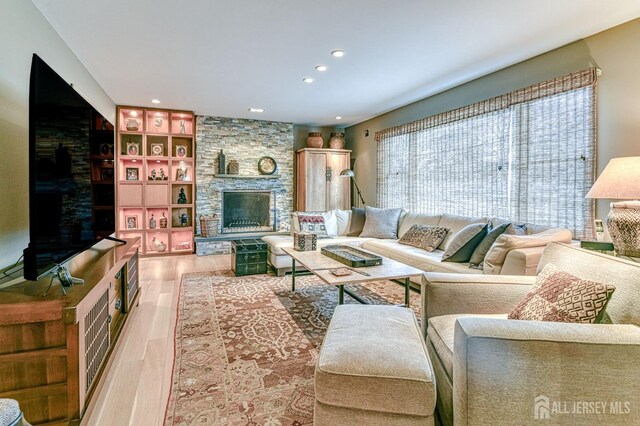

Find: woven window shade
<box><xmin>376</xmin><ymin>68</ymin><xmax>597</xmax><ymax>239</ymax></box>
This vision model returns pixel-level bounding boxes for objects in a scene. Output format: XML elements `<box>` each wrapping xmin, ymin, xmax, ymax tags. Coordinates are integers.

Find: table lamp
<box><xmin>340</xmin><ymin>169</ymin><xmax>365</xmax><ymax>206</ymax></box>
<box><xmin>586</xmin><ymin>156</ymin><xmax>640</xmax><ymax>257</ymax></box>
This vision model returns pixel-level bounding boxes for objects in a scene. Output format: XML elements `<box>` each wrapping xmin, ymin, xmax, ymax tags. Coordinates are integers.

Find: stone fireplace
<box><xmin>195</xmin><ymin>116</ymin><xmax>294</xmax><ymax>255</ymax></box>
<box><xmin>221</xmin><ymin>190</ymin><xmax>276</xmax><ymax>233</ymax></box>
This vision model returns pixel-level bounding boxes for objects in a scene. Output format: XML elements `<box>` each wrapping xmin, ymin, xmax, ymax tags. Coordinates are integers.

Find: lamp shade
<box><xmin>586</xmin><ymin>157</ymin><xmax>640</xmax><ymax>199</ymax></box>
<box><xmin>340</xmin><ymin>169</ymin><xmax>355</xmax><ymax>177</ymax></box>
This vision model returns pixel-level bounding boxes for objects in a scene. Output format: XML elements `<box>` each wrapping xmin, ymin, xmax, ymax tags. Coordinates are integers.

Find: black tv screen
<box><xmin>24</xmin><ymin>54</ymin><xmax>115</xmax><ymax>280</ymax></box>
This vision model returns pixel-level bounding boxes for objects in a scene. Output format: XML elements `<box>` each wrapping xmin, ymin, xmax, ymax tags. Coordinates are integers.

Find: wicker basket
<box><xmin>199</xmin><ymin>214</ymin><xmax>219</xmax><ymax>237</ymax></box>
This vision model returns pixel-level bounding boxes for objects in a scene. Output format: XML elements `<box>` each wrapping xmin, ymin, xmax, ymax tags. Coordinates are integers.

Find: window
<box><xmin>376</xmin><ymin>69</ymin><xmax>597</xmax><ymax>239</ymax></box>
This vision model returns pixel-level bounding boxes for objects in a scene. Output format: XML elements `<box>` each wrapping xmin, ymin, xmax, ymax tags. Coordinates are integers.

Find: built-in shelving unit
<box><xmin>116</xmin><ymin>106</ymin><xmax>195</xmax><ymax>255</ymax></box>
<box><xmin>89</xmin><ymin>111</ymin><xmax>115</xmax><ymax>238</ymax></box>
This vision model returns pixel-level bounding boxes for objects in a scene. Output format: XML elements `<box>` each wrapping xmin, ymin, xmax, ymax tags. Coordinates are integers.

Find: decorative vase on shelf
<box><xmin>307</xmin><ymin>132</ymin><xmax>324</xmax><ymax>148</ymax></box>
<box><xmin>329</xmin><ymin>132</ymin><xmax>346</xmax><ymax>149</ymax></box>
<box><xmin>150</xmin><ymin>237</ymin><xmax>158</xmax><ymax>251</ymax></box>
<box><xmin>228</xmin><ymin>160</ymin><xmax>239</xmax><ymax>175</ymax></box>
<box><xmin>218</xmin><ymin>150</ymin><xmax>226</xmax><ymax>174</ymax></box>
<box><xmin>157</xmin><ymin>241</ymin><xmax>167</xmax><ymax>252</ymax></box>
<box><xmin>149</xmin><ymin>214</ymin><xmax>156</xmax><ymax>229</ymax></box>
<box><xmin>159</xmin><ymin>212</ymin><xmax>168</xmax><ymax>229</ymax></box>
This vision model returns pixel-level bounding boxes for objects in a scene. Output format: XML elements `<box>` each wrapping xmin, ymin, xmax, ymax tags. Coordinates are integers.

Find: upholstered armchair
<box><xmin>421</xmin><ymin>242</ymin><xmax>640</xmax><ymax>425</ymax></box>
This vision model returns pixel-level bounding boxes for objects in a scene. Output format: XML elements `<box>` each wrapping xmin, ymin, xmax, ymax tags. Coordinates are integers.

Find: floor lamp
<box><xmin>586</xmin><ymin>156</ymin><xmax>640</xmax><ymax>257</ymax></box>
<box><xmin>340</xmin><ymin>169</ymin><xmax>365</xmax><ymax>207</ymax></box>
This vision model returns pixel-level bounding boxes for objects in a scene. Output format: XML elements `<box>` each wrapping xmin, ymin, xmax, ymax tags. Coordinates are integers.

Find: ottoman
<box><xmin>315</xmin><ymin>305</ymin><xmax>436</xmax><ymax>426</ymax></box>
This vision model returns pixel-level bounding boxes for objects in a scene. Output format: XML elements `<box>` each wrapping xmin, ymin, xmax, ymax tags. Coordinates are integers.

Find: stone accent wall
<box><xmin>195</xmin><ymin>116</ymin><xmax>294</xmax><ymax>254</ymax></box>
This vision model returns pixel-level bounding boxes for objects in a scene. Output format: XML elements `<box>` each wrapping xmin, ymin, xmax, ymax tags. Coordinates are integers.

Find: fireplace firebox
<box><xmin>221</xmin><ymin>190</ymin><xmax>276</xmax><ymax>233</ymax></box>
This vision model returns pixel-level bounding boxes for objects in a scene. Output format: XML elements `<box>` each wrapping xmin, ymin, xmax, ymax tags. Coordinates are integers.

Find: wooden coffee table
<box><xmin>282</xmin><ymin>247</ymin><xmax>423</xmax><ymax>306</ymax></box>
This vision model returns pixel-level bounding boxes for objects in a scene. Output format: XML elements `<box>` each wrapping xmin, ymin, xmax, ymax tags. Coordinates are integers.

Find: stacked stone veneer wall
<box><xmin>195</xmin><ymin>116</ymin><xmax>294</xmax><ymax>254</ymax></box>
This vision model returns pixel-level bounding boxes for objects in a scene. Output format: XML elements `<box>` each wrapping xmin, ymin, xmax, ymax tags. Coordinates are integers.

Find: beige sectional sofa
<box><xmin>422</xmin><ymin>242</ymin><xmax>640</xmax><ymax>425</ymax></box>
<box><xmin>262</xmin><ymin>210</ymin><xmax>572</xmax><ymax>280</ymax></box>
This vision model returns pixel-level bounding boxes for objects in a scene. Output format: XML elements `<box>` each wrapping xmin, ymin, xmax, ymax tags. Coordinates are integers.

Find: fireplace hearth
<box><xmin>222</xmin><ymin>190</ymin><xmax>276</xmax><ymax>233</ymax></box>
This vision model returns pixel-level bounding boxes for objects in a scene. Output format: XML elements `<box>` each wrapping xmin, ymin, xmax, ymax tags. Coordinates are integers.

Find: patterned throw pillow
<box><xmin>398</xmin><ymin>225</ymin><xmax>449</xmax><ymax>252</ymax></box>
<box><xmin>508</xmin><ymin>264</ymin><xmax>616</xmax><ymax>323</ymax></box>
<box><xmin>297</xmin><ymin>214</ymin><xmax>330</xmax><ymax>238</ymax></box>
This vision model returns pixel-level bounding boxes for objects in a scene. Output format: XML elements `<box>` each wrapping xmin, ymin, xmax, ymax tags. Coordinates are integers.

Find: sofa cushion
<box><xmin>508</xmin><ymin>264</ymin><xmax>616</xmax><ymax>323</ymax></box>
<box><xmin>362</xmin><ymin>239</ymin><xmax>483</xmax><ymax>274</ymax></box>
<box><xmin>360</xmin><ymin>206</ymin><xmax>403</xmax><ymax>239</ymax></box>
<box><xmin>398</xmin><ymin>224</ymin><xmax>449</xmax><ymax>252</ymax></box>
<box><xmin>334</xmin><ymin>209</ymin><xmax>351</xmax><ymax>236</ymax></box>
<box><xmin>398</xmin><ymin>212</ymin><xmax>442</xmax><ymax>238</ymax></box>
<box><xmin>442</xmin><ymin>223</ymin><xmax>488</xmax><ymax>262</ymax></box>
<box><xmin>348</xmin><ymin>207</ymin><xmax>366</xmax><ymax>236</ymax></box>
<box><xmin>437</xmin><ymin>214</ymin><xmax>488</xmax><ymax>251</ymax></box>
<box><xmin>483</xmin><ymin>228</ymin><xmax>573</xmax><ymax>274</ymax></box>
<box><xmin>263</xmin><ymin>235</ymin><xmax>369</xmax><ymax>256</ymax></box>
<box><xmin>316</xmin><ymin>305</ymin><xmax>435</xmax><ymax>417</ymax></box>
<box><xmin>469</xmin><ymin>222</ymin><xmax>512</xmax><ymax>268</ymax></box>
<box><xmin>427</xmin><ymin>314</ymin><xmax>507</xmax><ymax>379</ymax></box>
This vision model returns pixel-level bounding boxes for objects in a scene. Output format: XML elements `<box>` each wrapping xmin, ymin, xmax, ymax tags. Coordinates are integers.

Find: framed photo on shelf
<box><xmin>127</xmin><ymin>141</ymin><xmax>140</xmax><ymax>156</ymax></box>
<box><xmin>125</xmin><ymin>215</ymin><xmax>138</xmax><ymax>229</ymax></box>
<box><xmin>99</xmin><ymin>143</ymin><xmax>113</xmax><ymax>156</ymax></box>
<box><xmin>100</xmin><ymin>167</ymin><xmax>114</xmax><ymax>181</ymax></box>
<box><xmin>150</xmin><ymin>143</ymin><xmax>164</xmax><ymax>156</ymax></box>
<box><xmin>175</xmin><ymin>167</ymin><xmax>187</xmax><ymax>181</ymax></box>
<box><xmin>126</xmin><ymin>167</ymin><xmax>139</xmax><ymax>181</ymax></box>
<box><xmin>175</xmin><ymin>144</ymin><xmax>187</xmax><ymax>158</ymax></box>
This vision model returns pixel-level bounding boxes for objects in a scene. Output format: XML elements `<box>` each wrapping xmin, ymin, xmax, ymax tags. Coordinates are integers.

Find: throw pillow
<box><xmin>359</xmin><ymin>206</ymin><xmax>403</xmax><ymax>239</ymax></box>
<box><xmin>441</xmin><ymin>223</ymin><xmax>488</xmax><ymax>262</ymax></box>
<box><xmin>348</xmin><ymin>207</ymin><xmax>366</xmax><ymax>236</ymax></box>
<box><xmin>297</xmin><ymin>214</ymin><xmax>329</xmax><ymax>238</ymax></box>
<box><xmin>398</xmin><ymin>224</ymin><xmax>449</xmax><ymax>252</ymax></box>
<box><xmin>468</xmin><ymin>222</ymin><xmax>511</xmax><ymax>269</ymax></box>
<box><xmin>334</xmin><ymin>209</ymin><xmax>352</xmax><ymax>235</ymax></box>
<box><xmin>508</xmin><ymin>264</ymin><xmax>615</xmax><ymax>323</ymax></box>
<box><xmin>507</xmin><ymin>223</ymin><xmax>528</xmax><ymax>235</ymax></box>
<box><xmin>321</xmin><ymin>210</ymin><xmax>339</xmax><ymax>236</ymax></box>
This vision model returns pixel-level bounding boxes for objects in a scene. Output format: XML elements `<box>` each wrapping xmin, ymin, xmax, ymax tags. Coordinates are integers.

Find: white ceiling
<box><xmin>32</xmin><ymin>0</ymin><xmax>640</xmax><ymax>127</ymax></box>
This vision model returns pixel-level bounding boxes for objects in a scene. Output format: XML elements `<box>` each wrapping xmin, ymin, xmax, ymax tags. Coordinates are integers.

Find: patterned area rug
<box><xmin>164</xmin><ymin>272</ymin><xmax>421</xmax><ymax>425</ymax></box>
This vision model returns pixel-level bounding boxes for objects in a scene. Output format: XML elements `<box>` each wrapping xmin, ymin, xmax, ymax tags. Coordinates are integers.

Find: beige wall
<box><xmin>346</xmin><ymin>18</ymin><xmax>640</xmax><ymax>220</ymax></box>
<box><xmin>0</xmin><ymin>1</ymin><xmax>115</xmax><ymax>269</ymax></box>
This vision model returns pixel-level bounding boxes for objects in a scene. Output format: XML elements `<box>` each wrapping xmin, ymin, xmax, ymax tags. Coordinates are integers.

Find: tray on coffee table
<box><xmin>320</xmin><ymin>245</ymin><xmax>383</xmax><ymax>268</ymax></box>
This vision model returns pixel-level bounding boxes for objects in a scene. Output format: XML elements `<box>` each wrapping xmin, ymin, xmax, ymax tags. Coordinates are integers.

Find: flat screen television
<box><xmin>23</xmin><ymin>54</ymin><xmax>116</xmax><ymax>280</ymax></box>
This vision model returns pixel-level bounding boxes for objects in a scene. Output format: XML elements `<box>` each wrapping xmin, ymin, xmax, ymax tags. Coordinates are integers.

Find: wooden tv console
<box><xmin>0</xmin><ymin>238</ymin><xmax>140</xmax><ymax>425</ymax></box>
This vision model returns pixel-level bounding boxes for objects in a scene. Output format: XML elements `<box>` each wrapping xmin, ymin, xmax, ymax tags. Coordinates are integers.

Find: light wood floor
<box><xmin>81</xmin><ymin>254</ymin><xmax>231</xmax><ymax>426</ymax></box>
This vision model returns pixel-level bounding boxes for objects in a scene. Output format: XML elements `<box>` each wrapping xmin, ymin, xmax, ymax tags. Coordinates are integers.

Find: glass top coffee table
<box><xmin>282</xmin><ymin>246</ymin><xmax>423</xmax><ymax>306</ymax></box>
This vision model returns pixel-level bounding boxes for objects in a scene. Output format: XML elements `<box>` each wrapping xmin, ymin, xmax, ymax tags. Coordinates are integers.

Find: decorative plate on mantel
<box><xmin>258</xmin><ymin>156</ymin><xmax>277</xmax><ymax>175</ymax></box>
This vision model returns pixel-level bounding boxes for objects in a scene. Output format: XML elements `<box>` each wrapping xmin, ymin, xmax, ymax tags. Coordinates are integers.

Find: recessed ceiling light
<box><xmin>331</xmin><ymin>50</ymin><xmax>345</xmax><ymax>58</ymax></box>
<box><xmin>315</xmin><ymin>65</ymin><xmax>328</xmax><ymax>72</ymax></box>
<box><xmin>154</xmin><ymin>112</ymin><xmax>163</xmax><ymax>116</ymax></box>
<box><xmin>129</xmin><ymin>111</ymin><xmax>138</xmax><ymax>117</ymax></box>
<box><xmin>336</xmin><ymin>116</ymin><xmax>342</xmax><ymax>120</ymax></box>
<box><xmin>248</xmin><ymin>108</ymin><xmax>265</xmax><ymax>113</ymax></box>
<box><xmin>151</xmin><ymin>99</ymin><xmax>160</xmax><ymax>104</ymax></box>
<box><xmin>303</xmin><ymin>77</ymin><xmax>315</xmax><ymax>84</ymax></box>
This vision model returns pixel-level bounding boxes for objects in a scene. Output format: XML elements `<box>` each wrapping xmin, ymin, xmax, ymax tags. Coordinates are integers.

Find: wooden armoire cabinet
<box><xmin>296</xmin><ymin>148</ymin><xmax>351</xmax><ymax>211</ymax></box>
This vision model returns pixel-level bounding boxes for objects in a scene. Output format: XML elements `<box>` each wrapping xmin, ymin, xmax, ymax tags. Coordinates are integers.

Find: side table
<box><xmin>231</xmin><ymin>239</ymin><xmax>268</xmax><ymax>276</ymax></box>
